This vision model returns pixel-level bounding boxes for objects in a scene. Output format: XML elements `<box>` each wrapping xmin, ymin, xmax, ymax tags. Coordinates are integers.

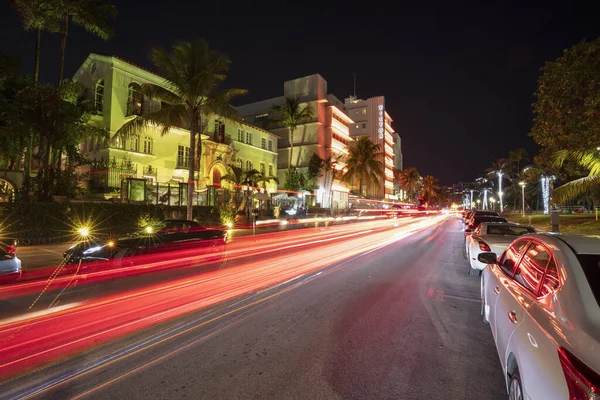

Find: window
<box><xmin>362</xmin><ymin>123</ymin><xmax>367</xmax><ymax>129</ymax></box>
<box><xmin>539</xmin><ymin>259</ymin><xmax>560</xmax><ymax>296</ymax></box>
<box><xmin>260</xmin><ymin>162</ymin><xmax>265</xmax><ymax>174</ymax></box>
<box><xmin>214</xmin><ymin>121</ymin><xmax>225</xmax><ymax>143</ymax></box>
<box><xmin>487</xmin><ymin>225</ymin><xmax>535</xmax><ymax>236</ymax></box>
<box><xmin>95</xmin><ymin>79</ymin><xmax>104</xmax><ymax>114</ymax></box>
<box><xmin>237</xmin><ymin>158</ymin><xmax>243</xmax><ymax>168</ymax></box>
<box><xmin>499</xmin><ymin>239</ymin><xmax>529</xmax><ymax>276</ymax></box>
<box><xmin>268</xmin><ymin>140</ymin><xmax>273</xmax><ymax>151</ymax></box>
<box><xmin>245</xmin><ymin>160</ymin><xmax>252</xmax><ymax>171</ymax></box>
<box><xmin>143</xmin><ymin>136</ymin><xmax>152</xmax><ymax>154</ymax></box>
<box><xmin>127</xmin><ymin>83</ymin><xmax>143</xmax><ymax>116</ymax></box>
<box><xmin>130</xmin><ymin>135</ymin><xmax>139</xmax><ymax>152</ymax></box>
<box><xmin>246</xmin><ymin>132</ymin><xmax>252</xmax><ymax>145</ymax></box>
<box><xmin>177</xmin><ymin>145</ymin><xmax>190</xmax><ymax>168</ymax></box>
<box><xmin>361</xmin><ymin>109</ymin><xmax>367</xmax><ymax>115</ymax></box>
<box><xmin>261</xmin><ymin>138</ymin><xmax>267</xmax><ymax>149</ymax></box>
<box><xmin>238</xmin><ymin>129</ymin><xmax>244</xmax><ymax>142</ymax></box>
<box><xmin>513</xmin><ymin>243</ymin><xmax>550</xmax><ymax>294</ymax></box>
<box><xmin>268</xmin><ymin>164</ymin><xmax>273</xmax><ymax>176</ymax></box>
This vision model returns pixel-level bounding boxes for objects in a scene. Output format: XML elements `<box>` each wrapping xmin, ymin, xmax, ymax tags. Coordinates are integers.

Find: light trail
<box><xmin>0</xmin><ymin>214</ymin><xmax>446</xmax><ymax>383</ymax></box>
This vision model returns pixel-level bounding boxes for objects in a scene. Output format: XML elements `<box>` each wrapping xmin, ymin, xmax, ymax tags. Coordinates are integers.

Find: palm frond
<box><xmin>142</xmin><ymin>84</ymin><xmax>183</xmax><ymax>105</ymax></box>
<box><xmin>552</xmin><ymin>175</ymin><xmax>600</xmax><ymax>202</ymax></box>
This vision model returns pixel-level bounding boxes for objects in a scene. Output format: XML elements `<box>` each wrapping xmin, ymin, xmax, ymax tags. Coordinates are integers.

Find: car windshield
<box><xmin>473</xmin><ymin>216</ymin><xmax>507</xmax><ymax>225</ymax></box>
<box><xmin>576</xmin><ymin>254</ymin><xmax>600</xmax><ymax>307</ymax></box>
<box><xmin>486</xmin><ymin>225</ymin><xmax>534</xmax><ymax>236</ymax></box>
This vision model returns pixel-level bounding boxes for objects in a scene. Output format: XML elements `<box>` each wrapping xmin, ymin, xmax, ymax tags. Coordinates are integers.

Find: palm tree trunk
<box><xmin>58</xmin><ymin>15</ymin><xmax>69</xmax><ymax>85</ymax></box>
<box><xmin>187</xmin><ymin>114</ymin><xmax>199</xmax><ymax>220</ymax></box>
<box><xmin>34</xmin><ymin>28</ymin><xmax>41</xmax><ymax>83</ymax></box>
<box><xmin>288</xmin><ymin>128</ymin><xmax>294</xmax><ymax>168</ymax></box>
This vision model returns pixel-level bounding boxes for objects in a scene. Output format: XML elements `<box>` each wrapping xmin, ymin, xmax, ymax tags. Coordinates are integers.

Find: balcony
<box><xmin>384</xmin><ymin>143</ymin><xmax>394</xmax><ymax>157</ymax></box>
<box><xmin>209</xmin><ymin>131</ymin><xmax>232</xmax><ymax>145</ymax></box>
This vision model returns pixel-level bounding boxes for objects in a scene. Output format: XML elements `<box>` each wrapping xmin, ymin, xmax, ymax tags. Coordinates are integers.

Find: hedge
<box><xmin>0</xmin><ymin>202</ymin><xmax>221</xmax><ymax>245</ymax></box>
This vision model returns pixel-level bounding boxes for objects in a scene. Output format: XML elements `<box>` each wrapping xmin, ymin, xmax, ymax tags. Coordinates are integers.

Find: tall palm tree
<box><xmin>399</xmin><ymin>167</ymin><xmax>421</xmax><ymax>202</ymax></box>
<box><xmin>552</xmin><ymin>149</ymin><xmax>600</xmax><ymax>202</ymax></box>
<box><xmin>341</xmin><ymin>136</ymin><xmax>384</xmax><ymax>197</ymax></box>
<box><xmin>221</xmin><ymin>166</ymin><xmax>277</xmax><ymax>212</ymax></box>
<box><xmin>272</xmin><ymin>97</ymin><xmax>313</xmax><ymax>168</ymax></box>
<box><xmin>421</xmin><ymin>175</ymin><xmax>440</xmax><ymax>205</ymax></box>
<box><xmin>116</xmin><ymin>39</ymin><xmax>247</xmax><ymax>220</ymax></box>
<box><xmin>10</xmin><ymin>0</ymin><xmax>59</xmax><ymax>83</ymax></box>
<box><xmin>55</xmin><ymin>0</ymin><xmax>117</xmax><ymax>84</ymax></box>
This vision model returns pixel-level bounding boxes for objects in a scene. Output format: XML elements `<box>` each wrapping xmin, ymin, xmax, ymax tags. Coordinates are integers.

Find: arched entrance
<box><xmin>208</xmin><ymin>162</ymin><xmax>229</xmax><ymax>206</ymax></box>
<box><xmin>0</xmin><ymin>178</ymin><xmax>16</xmax><ymax>202</ymax></box>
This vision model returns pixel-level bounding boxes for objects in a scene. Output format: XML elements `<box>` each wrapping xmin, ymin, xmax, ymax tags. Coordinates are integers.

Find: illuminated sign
<box><xmin>378</xmin><ymin>104</ymin><xmax>384</xmax><ymax>139</ymax></box>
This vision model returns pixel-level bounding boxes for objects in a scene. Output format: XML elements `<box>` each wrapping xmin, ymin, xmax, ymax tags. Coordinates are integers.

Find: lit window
<box><xmin>238</xmin><ymin>129</ymin><xmax>244</xmax><ymax>142</ymax></box>
<box><xmin>260</xmin><ymin>162</ymin><xmax>265</xmax><ymax>174</ymax></box>
<box><xmin>143</xmin><ymin>136</ymin><xmax>152</xmax><ymax>154</ymax></box>
<box><xmin>246</xmin><ymin>132</ymin><xmax>252</xmax><ymax>145</ymax></box>
<box><xmin>261</xmin><ymin>138</ymin><xmax>266</xmax><ymax>149</ymax></box>
<box><xmin>361</xmin><ymin>109</ymin><xmax>367</xmax><ymax>115</ymax></box>
<box><xmin>95</xmin><ymin>79</ymin><xmax>104</xmax><ymax>114</ymax></box>
<box><xmin>130</xmin><ymin>135</ymin><xmax>139</xmax><ymax>152</ymax></box>
<box><xmin>268</xmin><ymin>164</ymin><xmax>273</xmax><ymax>176</ymax></box>
<box><xmin>177</xmin><ymin>145</ymin><xmax>190</xmax><ymax>168</ymax></box>
<box><xmin>268</xmin><ymin>140</ymin><xmax>273</xmax><ymax>151</ymax></box>
<box><xmin>127</xmin><ymin>83</ymin><xmax>143</xmax><ymax>116</ymax></box>
<box><xmin>237</xmin><ymin>158</ymin><xmax>242</xmax><ymax>168</ymax></box>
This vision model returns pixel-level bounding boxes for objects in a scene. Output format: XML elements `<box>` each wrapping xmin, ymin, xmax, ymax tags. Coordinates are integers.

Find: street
<box><xmin>0</xmin><ymin>216</ymin><xmax>506</xmax><ymax>399</ymax></box>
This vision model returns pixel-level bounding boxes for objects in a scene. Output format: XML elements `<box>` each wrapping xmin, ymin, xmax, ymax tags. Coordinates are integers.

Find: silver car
<box><xmin>0</xmin><ymin>240</ymin><xmax>21</xmax><ymax>281</ymax></box>
<box><xmin>479</xmin><ymin>233</ymin><xmax>600</xmax><ymax>400</ymax></box>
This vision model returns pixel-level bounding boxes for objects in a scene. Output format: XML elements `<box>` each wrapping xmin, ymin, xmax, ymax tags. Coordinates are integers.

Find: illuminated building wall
<box><xmin>344</xmin><ymin>96</ymin><xmax>398</xmax><ymax>200</ymax></box>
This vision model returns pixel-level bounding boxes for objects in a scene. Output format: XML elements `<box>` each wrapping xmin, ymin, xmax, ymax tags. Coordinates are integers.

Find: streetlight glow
<box><xmin>78</xmin><ymin>227</ymin><xmax>90</xmax><ymax>237</ymax></box>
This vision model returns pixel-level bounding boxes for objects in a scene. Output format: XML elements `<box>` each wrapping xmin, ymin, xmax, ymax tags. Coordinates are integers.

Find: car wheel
<box><xmin>508</xmin><ymin>369</ymin><xmax>523</xmax><ymax>400</ymax></box>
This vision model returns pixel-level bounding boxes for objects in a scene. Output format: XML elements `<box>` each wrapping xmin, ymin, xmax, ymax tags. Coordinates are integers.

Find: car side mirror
<box><xmin>478</xmin><ymin>252</ymin><xmax>497</xmax><ymax>264</ymax></box>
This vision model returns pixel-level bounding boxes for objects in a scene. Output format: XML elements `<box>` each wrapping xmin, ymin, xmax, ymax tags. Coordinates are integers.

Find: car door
<box><xmin>486</xmin><ymin>239</ymin><xmax>529</xmax><ymax>341</ymax></box>
<box><xmin>494</xmin><ymin>241</ymin><xmax>549</xmax><ymax>372</ymax></box>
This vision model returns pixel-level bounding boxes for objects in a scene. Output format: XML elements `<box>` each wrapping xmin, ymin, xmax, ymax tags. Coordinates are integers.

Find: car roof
<box><xmin>480</xmin><ymin>222</ymin><xmax>535</xmax><ymax>229</ymax></box>
<box><xmin>543</xmin><ymin>233</ymin><xmax>600</xmax><ymax>255</ymax></box>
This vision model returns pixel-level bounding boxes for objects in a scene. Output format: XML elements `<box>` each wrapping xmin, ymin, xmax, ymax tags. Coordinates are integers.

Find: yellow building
<box><xmin>73</xmin><ymin>53</ymin><xmax>278</xmax><ymax>205</ymax></box>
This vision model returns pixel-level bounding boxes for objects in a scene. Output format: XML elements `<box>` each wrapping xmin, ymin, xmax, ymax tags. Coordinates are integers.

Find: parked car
<box><xmin>0</xmin><ymin>239</ymin><xmax>21</xmax><ymax>282</ymax></box>
<box><xmin>465</xmin><ymin>222</ymin><xmax>535</xmax><ymax>275</ymax></box>
<box><xmin>63</xmin><ymin>220</ymin><xmax>228</xmax><ymax>268</ymax></box>
<box><xmin>464</xmin><ymin>215</ymin><xmax>508</xmax><ymax>238</ymax></box>
<box><xmin>479</xmin><ymin>233</ymin><xmax>600</xmax><ymax>400</ymax></box>
<box><xmin>464</xmin><ymin>210</ymin><xmax>501</xmax><ymax>226</ymax></box>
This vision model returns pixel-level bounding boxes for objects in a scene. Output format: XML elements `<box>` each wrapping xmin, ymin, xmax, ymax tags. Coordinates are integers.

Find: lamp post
<box><xmin>519</xmin><ymin>181</ymin><xmax>526</xmax><ymax>217</ymax></box>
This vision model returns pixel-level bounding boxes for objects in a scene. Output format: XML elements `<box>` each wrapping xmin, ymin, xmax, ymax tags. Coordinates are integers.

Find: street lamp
<box><xmin>476</xmin><ymin>199</ymin><xmax>481</xmax><ymax>209</ymax></box>
<box><xmin>519</xmin><ymin>181</ymin><xmax>526</xmax><ymax>216</ymax></box>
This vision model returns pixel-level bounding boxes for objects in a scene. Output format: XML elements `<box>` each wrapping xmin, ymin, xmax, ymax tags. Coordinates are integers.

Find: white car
<box><xmin>0</xmin><ymin>240</ymin><xmax>21</xmax><ymax>282</ymax></box>
<box><xmin>465</xmin><ymin>222</ymin><xmax>535</xmax><ymax>276</ymax></box>
<box><xmin>479</xmin><ymin>233</ymin><xmax>600</xmax><ymax>400</ymax></box>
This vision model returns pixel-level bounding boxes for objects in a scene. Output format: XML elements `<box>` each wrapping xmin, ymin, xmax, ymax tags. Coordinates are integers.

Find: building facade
<box><xmin>73</xmin><ymin>53</ymin><xmax>278</xmax><ymax>205</ymax></box>
<box><xmin>344</xmin><ymin>96</ymin><xmax>399</xmax><ymax>200</ymax></box>
<box><xmin>237</xmin><ymin>74</ymin><xmax>353</xmax><ymax>209</ymax></box>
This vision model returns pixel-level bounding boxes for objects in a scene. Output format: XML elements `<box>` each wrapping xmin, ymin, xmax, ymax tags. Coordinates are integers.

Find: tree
<box><xmin>283</xmin><ymin>166</ymin><xmax>306</xmax><ymax>193</ymax></box>
<box><xmin>55</xmin><ymin>0</ymin><xmax>117</xmax><ymax>84</ymax></box>
<box><xmin>221</xmin><ymin>166</ymin><xmax>276</xmax><ymax>213</ymax></box>
<box><xmin>552</xmin><ymin>149</ymin><xmax>600</xmax><ymax>203</ymax></box>
<box><xmin>272</xmin><ymin>97</ymin><xmax>314</xmax><ymax>168</ymax></box>
<box><xmin>307</xmin><ymin>152</ymin><xmax>324</xmax><ymax>189</ymax></box>
<box><xmin>9</xmin><ymin>0</ymin><xmax>59</xmax><ymax>83</ymax></box>
<box><xmin>117</xmin><ymin>39</ymin><xmax>247</xmax><ymax>220</ymax></box>
<box><xmin>530</xmin><ymin>37</ymin><xmax>600</xmax><ymax>154</ymax></box>
<box><xmin>341</xmin><ymin>136</ymin><xmax>384</xmax><ymax>197</ymax></box>
<box><xmin>421</xmin><ymin>175</ymin><xmax>440</xmax><ymax>205</ymax></box>
<box><xmin>399</xmin><ymin>167</ymin><xmax>421</xmax><ymax>202</ymax></box>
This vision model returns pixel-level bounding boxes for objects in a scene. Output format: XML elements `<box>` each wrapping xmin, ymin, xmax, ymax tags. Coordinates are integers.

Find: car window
<box><xmin>513</xmin><ymin>243</ymin><xmax>550</xmax><ymax>295</ymax></box>
<box><xmin>487</xmin><ymin>225</ymin><xmax>535</xmax><ymax>236</ymax></box>
<box><xmin>499</xmin><ymin>239</ymin><xmax>529</xmax><ymax>276</ymax></box>
<box><xmin>576</xmin><ymin>255</ymin><xmax>600</xmax><ymax>307</ymax></box>
<box><xmin>539</xmin><ymin>258</ymin><xmax>560</xmax><ymax>296</ymax></box>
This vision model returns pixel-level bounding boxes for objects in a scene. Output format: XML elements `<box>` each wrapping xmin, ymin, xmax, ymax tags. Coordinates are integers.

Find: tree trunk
<box><xmin>288</xmin><ymin>127</ymin><xmax>294</xmax><ymax>168</ymax></box>
<box><xmin>34</xmin><ymin>28</ymin><xmax>41</xmax><ymax>83</ymax></box>
<box><xmin>187</xmin><ymin>113</ymin><xmax>199</xmax><ymax>220</ymax></box>
<box><xmin>58</xmin><ymin>15</ymin><xmax>69</xmax><ymax>85</ymax></box>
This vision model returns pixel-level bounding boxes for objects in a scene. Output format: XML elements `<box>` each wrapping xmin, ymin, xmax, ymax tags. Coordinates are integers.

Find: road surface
<box><xmin>1</xmin><ymin>216</ymin><xmax>506</xmax><ymax>399</ymax></box>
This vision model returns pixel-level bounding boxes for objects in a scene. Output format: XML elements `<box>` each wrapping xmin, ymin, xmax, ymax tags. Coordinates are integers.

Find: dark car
<box><xmin>63</xmin><ymin>220</ymin><xmax>227</xmax><ymax>269</ymax></box>
<box><xmin>464</xmin><ymin>215</ymin><xmax>508</xmax><ymax>236</ymax></box>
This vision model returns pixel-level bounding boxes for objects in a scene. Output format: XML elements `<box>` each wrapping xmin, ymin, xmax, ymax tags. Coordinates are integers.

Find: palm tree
<box><xmin>55</xmin><ymin>0</ymin><xmax>117</xmax><ymax>84</ymax></box>
<box><xmin>341</xmin><ymin>136</ymin><xmax>384</xmax><ymax>197</ymax></box>
<box><xmin>116</xmin><ymin>39</ymin><xmax>247</xmax><ymax>220</ymax></box>
<box><xmin>221</xmin><ymin>166</ymin><xmax>277</xmax><ymax>212</ymax></box>
<box><xmin>421</xmin><ymin>175</ymin><xmax>440</xmax><ymax>205</ymax></box>
<box><xmin>552</xmin><ymin>149</ymin><xmax>600</xmax><ymax>203</ymax></box>
<box><xmin>272</xmin><ymin>97</ymin><xmax>314</xmax><ymax>168</ymax></box>
<box><xmin>399</xmin><ymin>167</ymin><xmax>421</xmax><ymax>202</ymax></box>
<box><xmin>10</xmin><ymin>0</ymin><xmax>59</xmax><ymax>83</ymax></box>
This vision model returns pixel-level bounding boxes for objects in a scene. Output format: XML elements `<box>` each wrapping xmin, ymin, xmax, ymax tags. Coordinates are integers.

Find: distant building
<box><xmin>344</xmin><ymin>96</ymin><xmax>399</xmax><ymax>200</ymax></box>
<box><xmin>237</xmin><ymin>74</ymin><xmax>353</xmax><ymax>209</ymax></box>
<box><xmin>73</xmin><ymin>53</ymin><xmax>278</xmax><ymax>206</ymax></box>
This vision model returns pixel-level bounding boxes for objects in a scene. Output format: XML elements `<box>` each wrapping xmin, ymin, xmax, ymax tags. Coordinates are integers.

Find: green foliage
<box><xmin>271</xmin><ymin>97</ymin><xmax>314</xmax><ymax>168</ymax></box>
<box><xmin>342</xmin><ymin>136</ymin><xmax>384</xmax><ymax>197</ymax></box>
<box><xmin>283</xmin><ymin>167</ymin><xmax>306</xmax><ymax>192</ymax></box>
<box><xmin>421</xmin><ymin>175</ymin><xmax>440</xmax><ymax>203</ymax></box>
<box><xmin>218</xmin><ymin>199</ymin><xmax>237</xmax><ymax>226</ymax></box>
<box><xmin>307</xmin><ymin>152</ymin><xmax>324</xmax><ymax>189</ymax></box>
<box><xmin>399</xmin><ymin>167</ymin><xmax>421</xmax><ymax>202</ymax></box>
<box><xmin>530</xmin><ymin>37</ymin><xmax>600</xmax><ymax>153</ymax></box>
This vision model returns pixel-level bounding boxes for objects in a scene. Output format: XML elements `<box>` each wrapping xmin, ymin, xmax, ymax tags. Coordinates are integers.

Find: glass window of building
<box><xmin>361</xmin><ymin>108</ymin><xmax>367</xmax><ymax>115</ymax></box>
<box><xmin>237</xmin><ymin>158</ymin><xmax>243</xmax><ymax>168</ymax></box>
<box><xmin>143</xmin><ymin>136</ymin><xmax>152</xmax><ymax>154</ymax></box>
<box><xmin>238</xmin><ymin>129</ymin><xmax>244</xmax><ymax>142</ymax></box>
<box><xmin>245</xmin><ymin>160</ymin><xmax>252</xmax><ymax>171</ymax></box>
<box><xmin>260</xmin><ymin>162</ymin><xmax>265</xmax><ymax>174</ymax></box>
<box><xmin>127</xmin><ymin>83</ymin><xmax>143</xmax><ymax>116</ymax></box>
<box><xmin>130</xmin><ymin>135</ymin><xmax>139</xmax><ymax>152</ymax></box>
<box><xmin>261</xmin><ymin>138</ymin><xmax>266</xmax><ymax>149</ymax></box>
<box><xmin>178</xmin><ymin>145</ymin><xmax>190</xmax><ymax>168</ymax></box>
<box><xmin>246</xmin><ymin>132</ymin><xmax>252</xmax><ymax>145</ymax></box>
<box><xmin>268</xmin><ymin>140</ymin><xmax>273</xmax><ymax>151</ymax></box>
<box><xmin>95</xmin><ymin>79</ymin><xmax>104</xmax><ymax>114</ymax></box>
<box><xmin>268</xmin><ymin>164</ymin><xmax>273</xmax><ymax>176</ymax></box>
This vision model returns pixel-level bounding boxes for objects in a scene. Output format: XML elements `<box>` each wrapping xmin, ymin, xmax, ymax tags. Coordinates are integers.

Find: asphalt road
<box><xmin>2</xmin><ymin>216</ymin><xmax>507</xmax><ymax>399</ymax></box>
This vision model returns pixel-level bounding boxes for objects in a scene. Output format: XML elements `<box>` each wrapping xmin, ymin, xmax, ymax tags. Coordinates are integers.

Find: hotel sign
<box><xmin>378</xmin><ymin>104</ymin><xmax>384</xmax><ymax>139</ymax></box>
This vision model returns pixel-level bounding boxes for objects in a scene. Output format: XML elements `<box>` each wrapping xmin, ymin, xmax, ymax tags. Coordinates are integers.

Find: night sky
<box><xmin>2</xmin><ymin>0</ymin><xmax>600</xmax><ymax>185</ymax></box>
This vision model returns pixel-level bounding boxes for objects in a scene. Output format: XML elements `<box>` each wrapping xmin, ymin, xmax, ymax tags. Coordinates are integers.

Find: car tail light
<box><xmin>478</xmin><ymin>241</ymin><xmax>491</xmax><ymax>252</ymax></box>
<box><xmin>558</xmin><ymin>347</ymin><xmax>600</xmax><ymax>399</ymax></box>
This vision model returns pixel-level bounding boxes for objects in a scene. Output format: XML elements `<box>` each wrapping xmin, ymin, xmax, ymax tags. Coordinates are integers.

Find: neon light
<box><xmin>378</xmin><ymin>104</ymin><xmax>384</xmax><ymax>139</ymax></box>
